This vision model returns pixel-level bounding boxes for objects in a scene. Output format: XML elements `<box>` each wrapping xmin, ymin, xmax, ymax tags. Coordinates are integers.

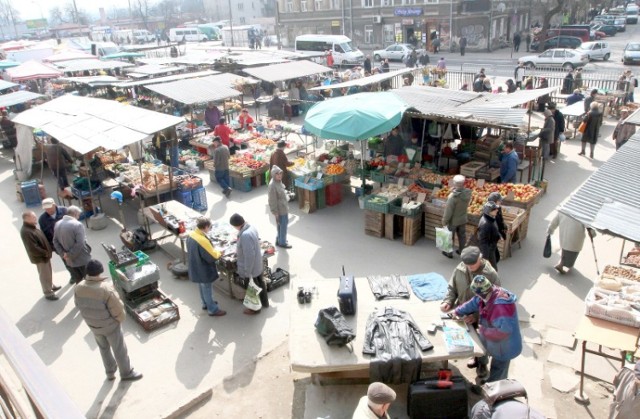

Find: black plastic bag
<box><xmin>315</xmin><ymin>306</ymin><xmax>355</xmax><ymax>347</ymax></box>
<box><xmin>543</xmin><ymin>235</ymin><xmax>552</xmax><ymax>258</ymax></box>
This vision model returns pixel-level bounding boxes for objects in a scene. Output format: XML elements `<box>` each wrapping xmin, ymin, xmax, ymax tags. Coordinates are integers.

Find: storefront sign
<box><xmin>331</xmin><ymin>20</ymin><xmax>340</xmax><ymax>27</ymax></box>
<box><xmin>402</xmin><ymin>19</ymin><xmax>414</xmax><ymax>26</ymax></box>
<box><xmin>394</xmin><ymin>8</ymin><xmax>423</xmax><ymax>17</ymax></box>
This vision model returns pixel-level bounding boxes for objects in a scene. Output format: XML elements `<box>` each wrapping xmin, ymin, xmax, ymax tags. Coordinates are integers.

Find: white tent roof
<box><xmin>112</xmin><ymin>70</ymin><xmax>219</xmax><ymax>88</ymax></box>
<box><xmin>242</xmin><ymin>60</ymin><xmax>332</xmax><ymax>83</ymax></box>
<box><xmin>308</xmin><ymin>68</ymin><xmax>414</xmax><ymax>91</ymax></box>
<box><xmin>123</xmin><ymin>64</ymin><xmax>186</xmax><ymax>76</ymax></box>
<box><xmin>12</xmin><ymin>95</ymin><xmax>183</xmax><ymax>154</ymax></box>
<box><xmin>54</xmin><ymin>59</ymin><xmax>135</xmax><ymax>72</ymax></box>
<box><xmin>143</xmin><ymin>75</ymin><xmax>242</xmax><ymax>105</ymax></box>
<box><xmin>0</xmin><ymin>91</ymin><xmax>43</xmax><ymax>107</ymax></box>
<box><xmin>0</xmin><ymin>79</ymin><xmax>17</xmax><ymax>91</ymax></box>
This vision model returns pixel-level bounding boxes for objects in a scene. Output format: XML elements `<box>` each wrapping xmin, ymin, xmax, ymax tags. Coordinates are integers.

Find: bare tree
<box><xmin>537</xmin><ymin>0</ymin><xmax>566</xmax><ymax>51</ymax></box>
<box><xmin>0</xmin><ymin>0</ymin><xmax>20</xmax><ymax>37</ymax></box>
<box><xmin>48</xmin><ymin>6</ymin><xmax>68</xmax><ymax>26</ymax></box>
<box><xmin>156</xmin><ymin>0</ymin><xmax>179</xmax><ymax>30</ymax></box>
<box><xmin>134</xmin><ymin>0</ymin><xmax>151</xmax><ymax>30</ymax></box>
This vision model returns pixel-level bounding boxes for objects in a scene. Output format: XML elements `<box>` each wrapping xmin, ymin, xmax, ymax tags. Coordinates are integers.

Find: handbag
<box><xmin>543</xmin><ymin>234</ymin><xmax>552</xmax><ymax>258</ymax></box>
<box><xmin>482</xmin><ymin>378</ymin><xmax>528</xmax><ymax>407</ymax></box>
<box><xmin>314</xmin><ymin>306</ymin><xmax>356</xmax><ymax>348</ymax></box>
<box><xmin>577</xmin><ymin>121</ymin><xmax>587</xmax><ymax>133</ymax></box>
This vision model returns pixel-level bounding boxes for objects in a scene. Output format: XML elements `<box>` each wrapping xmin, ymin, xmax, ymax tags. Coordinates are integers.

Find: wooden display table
<box><xmin>574</xmin><ymin>315</ymin><xmax>639</xmax><ymax>403</ymax></box>
<box><xmin>289</xmin><ymin>278</ymin><xmax>485</xmax><ymax>379</ymax></box>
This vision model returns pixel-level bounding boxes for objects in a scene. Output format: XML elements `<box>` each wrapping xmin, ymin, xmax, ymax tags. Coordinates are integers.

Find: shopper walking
<box><xmin>75</xmin><ymin>259</ymin><xmax>142</xmax><ymax>381</ymax></box>
<box><xmin>53</xmin><ymin>206</ymin><xmax>92</xmax><ymax>284</ymax></box>
<box><xmin>477</xmin><ymin>201</ymin><xmax>502</xmax><ymax>270</ymax></box>
<box><xmin>442</xmin><ymin>175</ymin><xmax>472</xmax><ymax>259</ymax></box>
<box><xmin>513</xmin><ymin>32</ymin><xmax>521</xmax><ymax>52</ymax></box>
<box><xmin>268</xmin><ymin>165</ymin><xmax>291</xmax><ymax>249</ymax></box>
<box><xmin>612</xmin><ymin>108</ymin><xmax>636</xmax><ymax>150</ymax></box>
<box><xmin>186</xmin><ymin>217</ymin><xmax>226</xmax><ymax>317</ymax></box>
<box><xmin>230</xmin><ymin>214</ymin><xmax>269</xmax><ymax>315</ymax></box>
<box><xmin>210</xmin><ymin>137</ymin><xmax>232</xmax><ymax>198</ymax></box>
<box><xmin>574</xmin><ymin>68</ymin><xmax>583</xmax><ymax>90</ymax></box>
<box><xmin>436</xmin><ymin>57</ymin><xmax>446</xmax><ymax>70</ymax></box>
<box><xmin>20</xmin><ymin>210</ymin><xmax>61</xmax><ymax>301</ymax></box>
<box><xmin>269</xmin><ymin>140</ymin><xmax>294</xmax><ymax>189</ymax></box>
<box><xmin>579</xmin><ymin>101</ymin><xmax>603</xmax><ymax>159</ymax></box>
<box><xmin>460</xmin><ymin>36</ymin><xmax>468</xmax><ymax>56</ymax></box>
<box><xmin>454</xmin><ymin>275</ymin><xmax>522</xmax><ymax>385</ymax></box>
<box><xmin>441</xmin><ymin>246</ymin><xmax>500</xmax><ymax>378</ymax></box>
<box><xmin>525</xmin><ymin>32</ymin><xmax>531</xmax><ymax>52</ymax></box>
<box><xmin>539</xmin><ymin>109</ymin><xmax>555</xmax><ymax>162</ymax></box>
<box><xmin>364</xmin><ymin>55</ymin><xmax>372</xmax><ymax>74</ymax></box>
<box><xmin>546</xmin><ymin>211</ymin><xmax>594</xmax><ymax>275</ymax></box>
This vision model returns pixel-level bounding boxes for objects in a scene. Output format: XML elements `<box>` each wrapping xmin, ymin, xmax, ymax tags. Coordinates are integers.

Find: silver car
<box><xmin>518</xmin><ymin>48</ymin><xmax>590</xmax><ymax>70</ymax></box>
<box><xmin>576</xmin><ymin>41</ymin><xmax>611</xmax><ymax>61</ymax></box>
<box><xmin>622</xmin><ymin>42</ymin><xmax>640</xmax><ymax>65</ymax></box>
<box><xmin>373</xmin><ymin>44</ymin><xmax>423</xmax><ymax>62</ymax></box>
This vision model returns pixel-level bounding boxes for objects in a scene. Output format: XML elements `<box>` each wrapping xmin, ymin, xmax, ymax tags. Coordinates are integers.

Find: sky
<box><xmin>16</xmin><ymin>0</ymin><xmax>133</xmax><ymax>21</ymax></box>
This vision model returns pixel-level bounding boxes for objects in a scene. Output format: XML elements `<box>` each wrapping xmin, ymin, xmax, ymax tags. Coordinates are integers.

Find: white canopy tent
<box><xmin>142</xmin><ymin>75</ymin><xmax>242</xmax><ymax>105</ymax></box>
<box><xmin>308</xmin><ymin>68</ymin><xmax>414</xmax><ymax>91</ymax></box>
<box><xmin>242</xmin><ymin>60</ymin><xmax>332</xmax><ymax>83</ymax></box>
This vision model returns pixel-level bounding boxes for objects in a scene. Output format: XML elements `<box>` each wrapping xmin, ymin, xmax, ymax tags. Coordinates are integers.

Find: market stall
<box><xmin>556</xmin><ymin>134</ymin><xmax>640</xmax><ymax>402</ymax></box>
<box><xmin>6</xmin><ymin>60</ymin><xmax>62</xmax><ymax>83</ymax></box>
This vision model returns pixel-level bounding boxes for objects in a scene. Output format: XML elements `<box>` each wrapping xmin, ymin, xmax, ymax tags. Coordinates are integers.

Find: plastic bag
<box><xmin>543</xmin><ymin>234</ymin><xmax>552</xmax><ymax>258</ymax></box>
<box><xmin>435</xmin><ymin>227</ymin><xmax>453</xmax><ymax>253</ymax></box>
<box><xmin>243</xmin><ymin>278</ymin><xmax>262</xmax><ymax>311</ymax></box>
<box><xmin>559</xmin><ymin>133</ymin><xmax>566</xmax><ymax>142</ymax></box>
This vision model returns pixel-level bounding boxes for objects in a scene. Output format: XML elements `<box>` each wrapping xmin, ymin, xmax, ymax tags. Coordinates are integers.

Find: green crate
<box><xmin>389</xmin><ymin>200</ymin><xmax>422</xmax><ymax>216</ymax></box>
<box><xmin>108</xmin><ymin>251</ymin><xmax>149</xmax><ymax>281</ymax></box>
<box><xmin>317</xmin><ymin>187</ymin><xmax>326</xmax><ymax>209</ymax></box>
<box><xmin>364</xmin><ymin>195</ymin><xmax>391</xmax><ymax>213</ymax></box>
<box><xmin>371</xmin><ymin>170</ymin><xmax>386</xmax><ymax>183</ymax></box>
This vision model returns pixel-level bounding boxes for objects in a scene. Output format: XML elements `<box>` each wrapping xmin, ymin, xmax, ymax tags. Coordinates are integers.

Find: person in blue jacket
<box><xmin>499</xmin><ymin>141</ymin><xmax>519</xmax><ymax>183</ymax></box>
<box><xmin>454</xmin><ymin>275</ymin><xmax>522</xmax><ymax>384</ymax></box>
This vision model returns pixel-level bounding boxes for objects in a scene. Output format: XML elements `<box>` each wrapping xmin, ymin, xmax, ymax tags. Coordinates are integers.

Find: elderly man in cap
<box><xmin>610</xmin><ymin>360</ymin><xmax>640</xmax><ymax>419</ymax></box>
<box><xmin>441</xmin><ymin>245</ymin><xmax>500</xmax><ymax>377</ymax></box>
<box><xmin>39</xmin><ymin>197</ymin><xmax>76</xmax><ymax>280</ymax></box>
<box><xmin>53</xmin><ymin>205</ymin><xmax>92</xmax><ymax>284</ymax></box>
<box><xmin>455</xmin><ymin>275</ymin><xmax>522</xmax><ymax>386</ymax></box>
<box><xmin>268</xmin><ymin>165</ymin><xmax>291</xmax><ymax>249</ymax></box>
<box><xmin>75</xmin><ymin>259</ymin><xmax>142</xmax><ymax>381</ymax></box>
<box><xmin>230</xmin><ymin>213</ymin><xmax>269</xmax><ymax>315</ymax></box>
<box><xmin>442</xmin><ymin>174</ymin><xmax>472</xmax><ymax>259</ymax></box>
<box><xmin>20</xmin><ymin>210</ymin><xmax>61</xmax><ymax>301</ymax></box>
<box><xmin>352</xmin><ymin>382</ymin><xmax>396</xmax><ymax>419</ymax></box>
<box><xmin>210</xmin><ymin>136</ymin><xmax>232</xmax><ymax>198</ymax></box>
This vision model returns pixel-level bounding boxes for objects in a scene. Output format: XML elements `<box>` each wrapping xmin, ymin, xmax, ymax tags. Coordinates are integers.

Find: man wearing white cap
<box><xmin>352</xmin><ymin>382</ymin><xmax>396</xmax><ymax>419</ymax></box>
<box><xmin>442</xmin><ymin>175</ymin><xmax>472</xmax><ymax>259</ymax></box>
<box><xmin>268</xmin><ymin>165</ymin><xmax>291</xmax><ymax>249</ymax></box>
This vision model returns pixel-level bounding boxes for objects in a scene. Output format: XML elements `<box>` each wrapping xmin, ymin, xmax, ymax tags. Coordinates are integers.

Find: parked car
<box><xmin>373</xmin><ymin>44</ymin><xmax>423</xmax><ymax>62</ymax></box>
<box><xmin>576</xmin><ymin>41</ymin><xmax>611</xmax><ymax>61</ymax></box>
<box><xmin>622</xmin><ymin>42</ymin><xmax>640</xmax><ymax>65</ymax></box>
<box><xmin>593</xmin><ymin>24</ymin><xmax>618</xmax><ymax>36</ymax></box>
<box><xmin>613</xmin><ymin>17</ymin><xmax>627</xmax><ymax>31</ymax></box>
<box><xmin>530</xmin><ymin>36</ymin><xmax>582</xmax><ymax>51</ymax></box>
<box><xmin>518</xmin><ymin>48</ymin><xmax>590</xmax><ymax>70</ymax></box>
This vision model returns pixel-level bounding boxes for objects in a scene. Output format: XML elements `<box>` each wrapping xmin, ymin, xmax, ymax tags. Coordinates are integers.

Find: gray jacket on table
<box><xmin>236</xmin><ymin>223</ymin><xmax>263</xmax><ymax>278</ymax></box>
<box><xmin>53</xmin><ymin>215</ymin><xmax>91</xmax><ymax>268</ymax></box>
<box><xmin>74</xmin><ymin>274</ymin><xmax>125</xmax><ymax>335</ymax></box>
<box><xmin>442</xmin><ymin>187</ymin><xmax>472</xmax><ymax>228</ymax></box>
<box><xmin>268</xmin><ymin>179</ymin><xmax>289</xmax><ymax>216</ymax></box>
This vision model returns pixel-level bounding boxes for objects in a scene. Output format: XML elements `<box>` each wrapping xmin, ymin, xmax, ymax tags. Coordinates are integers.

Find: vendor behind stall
<box><xmin>383</xmin><ymin>126</ymin><xmax>405</xmax><ymax>159</ymax></box>
<box><xmin>204</xmin><ymin>102</ymin><xmax>221</xmax><ymax>131</ymax></box>
<box><xmin>270</xmin><ymin>141</ymin><xmax>294</xmax><ymax>189</ymax></box>
<box><xmin>213</xmin><ymin>118</ymin><xmax>234</xmax><ymax>150</ymax></box>
<box><xmin>44</xmin><ymin>138</ymin><xmax>74</xmax><ymax>190</ymax></box>
<box><xmin>267</xmin><ymin>91</ymin><xmax>286</xmax><ymax>120</ymax></box>
<box><xmin>404</xmin><ymin>132</ymin><xmax>422</xmax><ymax>163</ymax></box>
<box><xmin>238</xmin><ymin>108</ymin><xmax>254</xmax><ymax>131</ymax></box>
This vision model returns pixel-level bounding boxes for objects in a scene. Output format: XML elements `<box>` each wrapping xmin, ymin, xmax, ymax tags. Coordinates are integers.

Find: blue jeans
<box><xmin>215</xmin><ymin>169</ymin><xmax>231</xmax><ymax>191</ymax></box>
<box><xmin>479</xmin><ymin>356</ymin><xmax>511</xmax><ymax>382</ymax></box>
<box><xmin>198</xmin><ymin>282</ymin><xmax>219</xmax><ymax>314</ymax></box>
<box><xmin>276</xmin><ymin>214</ymin><xmax>289</xmax><ymax>246</ymax></box>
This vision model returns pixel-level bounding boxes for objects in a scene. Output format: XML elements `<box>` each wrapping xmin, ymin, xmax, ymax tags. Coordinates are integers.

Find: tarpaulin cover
<box><xmin>6</xmin><ymin>60</ymin><xmax>62</xmax><ymax>81</ymax></box>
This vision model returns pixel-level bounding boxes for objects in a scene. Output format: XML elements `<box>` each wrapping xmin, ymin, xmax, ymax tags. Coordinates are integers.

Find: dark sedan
<box><xmin>593</xmin><ymin>24</ymin><xmax>618</xmax><ymax>36</ymax></box>
<box><xmin>530</xmin><ymin>36</ymin><xmax>583</xmax><ymax>51</ymax></box>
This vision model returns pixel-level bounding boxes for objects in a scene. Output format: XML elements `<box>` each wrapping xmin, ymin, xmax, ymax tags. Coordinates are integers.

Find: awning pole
<box><xmin>619</xmin><ymin>239</ymin><xmax>627</xmax><ymax>265</ymax></box>
<box><xmin>419</xmin><ymin>118</ymin><xmax>427</xmax><ymax>163</ymax></box>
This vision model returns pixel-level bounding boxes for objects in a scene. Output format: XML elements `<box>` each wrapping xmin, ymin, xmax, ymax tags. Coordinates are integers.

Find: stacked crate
<box><xmin>364</xmin><ymin>210</ymin><xmax>385</xmax><ymax>238</ymax></box>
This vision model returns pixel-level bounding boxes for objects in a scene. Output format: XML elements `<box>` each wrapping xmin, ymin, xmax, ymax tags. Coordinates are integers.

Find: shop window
<box><xmin>315</xmin><ymin>0</ymin><xmax>323</xmax><ymax>9</ymax></box>
<box><xmin>383</xmin><ymin>24</ymin><xmax>394</xmax><ymax>43</ymax></box>
<box><xmin>404</xmin><ymin>0</ymin><xmax>417</xmax><ymax>4</ymax></box>
<box><xmin>363</xmin><ymin>0</ymin><xmax>373</xmax><ymax>7</ymax></box>
<box><xmin>301</xmin><ymin>1</ymin><xmax>308</xmax><ymax>11</ymax></box>
<box><xmin>238</xmin><ymin>2</ymin><xmax>244</xmax><ymax>10</ymax></box>
<box><xmin>365</xmin><ymin>25</ymin><xmax>374</xmax><ymax>43</ymax></box>
<box><xmin>286</xmin><ymin>0</ymin><xmax>294</xmax><ymax>12</ymax></box>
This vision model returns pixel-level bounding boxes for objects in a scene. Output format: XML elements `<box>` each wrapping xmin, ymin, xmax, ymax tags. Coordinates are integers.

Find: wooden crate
<box><xmin>424</xmin><ymin>202</ymin><xmax>445</xmax><ymax>240</ymax></box>
<box><xmin>403</xmin><ymin>214</ymin><xmax>422</xmax><ymax>246</ymax></box>
<box><xmin>364</xmin><ymin>210</ymin><xmax>385</xmax><ymax>238</ymax></box>
<box><xmin>385</xmin><ymin>213</ymin><xmax>395</xmax><ymax>240</ymax></box>
<box><xmin>298</xmin><ymin>187</ymin><xmax>317</xmax><ymax>214</ymax></box>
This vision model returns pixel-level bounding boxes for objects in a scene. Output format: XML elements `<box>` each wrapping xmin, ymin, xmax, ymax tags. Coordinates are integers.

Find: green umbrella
<box><xmin>304</xmin><ymin>91</ymin><xmax>408</xmax><ymax>189</ymax></box>
<box><xmin>304</xmin><ymin>91</ymin><xmax>407</xmax><ymax>141</ymax></box>
<box><xmin>0</xmin><ymin>60</ymin><xmax>20</xmax><ymax>69</ymax></box>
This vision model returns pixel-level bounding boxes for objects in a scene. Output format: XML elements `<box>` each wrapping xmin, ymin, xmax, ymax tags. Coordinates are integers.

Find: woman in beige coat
<box><xmin>546</xmin><ymin>212</ymin><xmax>595</xmax><ymax>274</ymax></box>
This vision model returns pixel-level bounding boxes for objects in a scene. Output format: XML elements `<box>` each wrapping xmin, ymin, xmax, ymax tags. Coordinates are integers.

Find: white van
<box><xmin>169</xmin><ymin>27</ymin><xmax>208</xmax><ymax>43</ymax></box>
<box><xmin>626</xmin><ymin>5</ymin><xmax>639</xmax><ymax>24</ymax></box>
<box><xmin>295</xmin><ymin>34</ymin><xmax>364</xmax><ymax>66</ymax></box>
<box><xmin>133</xmin><ymin>30</ymin><xmax>155</xmax><ymax>43</ymax></box>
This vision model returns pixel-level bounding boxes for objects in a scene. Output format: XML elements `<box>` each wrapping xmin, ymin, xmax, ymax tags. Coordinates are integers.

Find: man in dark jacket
<box><xmin>20</xmin><ymin>210</ymin><xmax>61</xmax><ymax>301</ymax></box>
<box><xmin>539</xmin><ymin>109</ymin><xmax>555</xmax><ymax>161</ymax></box>
<box><xmin>39</xmin><ymin>197</ymin><xmax>77</xmax><ymax>281</ymax></box>
<box><xmin>499</xmin><ymin>141</ymin><xmax>519</xmax><ymax>184</ymax></box>
<box><xmin>579</xmin><ymin>101</ymin><xmax>603</xmax><ymax>159</ymax></box>
<box><xmin>269</xmin><ymin>140</ymin><xmax>294</xmax><ymax>189</ymax></box>
<box><xmin>583</xmin><ymin>88</ymin><xmax>598</xmax><ymax>114</ymax></box>
<box><xmin>363</xmin><ymin>55</ymin><xmax>372</xmax><ymax>74</ymax></box>
<box><xmin>186</xmin><ymin>217</ymin><xmax>226</xmax><ymax>317</ymax></box>
<box><xmin>548</xmin><ymin>102</ymin><xmax>565</xmax><ymax>159</ymax></box>
<box><xmin>44</xmin><ymin>138</ymin><xmax>73</xmax><ymax>189</ymax></box>
<box><xmin>0</xmin><ymin>110</ymin><xmax>17</xmax><ymax>148</ymax></box>
<box><xmin>210</xmin><ymin>137</ymin><xmax>231</xmax><ymax>197</ymax></box>
<box><xmin>230</xmin><ymin>213</ymin><xmax>268</xmax><ymax>315</ymax></box>
<box><xmin>460</xmin><ymin>36</ymin><xmax>467</xmax><ymax>56</ymax></box>
<box><xmin>53</xmin><ymin>206</ymin><xmax>92</xmax><ymax>284</ymax></box>
<box><xmin>442</xmin><ymin>175</ymin><xmax>472</xmax><ymax>258</ymax></box>
<box><xmin>75</xmin><ymin>259</ymin><xmax>142</xmax><ymax>381</ymax></box>
<box><xmin>478</xmin><ymin>202</ymin><xmax>502</xmax><ymax>270</ymax></box>
<box><xmin>566</xmin><ymin>89</ymin><xmax>585</xmax><ymax>106</ymax></box>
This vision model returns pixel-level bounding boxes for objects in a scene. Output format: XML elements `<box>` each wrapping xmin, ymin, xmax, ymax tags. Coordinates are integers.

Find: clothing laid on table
<box><xmin>363</xmin><ymin>307</ymin><xmax>433</xmax><ymax>383</ymax></box>
<box><xmin>478</xmin><ymin>213</ymin><xmax>501</xmax><ymax>270</ymax></box>
<box><xmin>186</xmin><ymin>228</ymin><xmax>222</xmax><ymax>314</ymax></box>
<box><xmin>367</xmin><ymin>274</ymin><xmax>411</xmax><ymax>300</ymax></box>
<box><xmin>407</xmin><ymin>273</ymin><xmax>448</xmax><ymax>302</ymax></box>
<box><xmin>236</xmin><ymin>223</ymin><xmax>268</xmax><ymax>308</ymax></box>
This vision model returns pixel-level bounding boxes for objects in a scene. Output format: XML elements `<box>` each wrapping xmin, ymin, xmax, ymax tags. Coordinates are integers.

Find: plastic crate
<box><xmin>294</xmin><ymin>177</ymin><xmax>324</xmax><ymax>191</ymax></box>
<box><xmin>389</xmin><ymin>200</ymin><xmax>422</xmax><ymax>216</ymax></box>
<box><xmin>371</xmin><ymin>170</ymin><xmax>386</xmax><ymax>183</ymax></box>
<box><xmin>317</xmin><ymin>187</ymin><xmax>326</xmax><ymax>209</ymax></box>
<box><xmin>191</xmin><ymin>186</ymin><xmax>208</xmax><ymax>211</ymax></box>
<box><xmin>325</xmin><ymin>183</ymin><xmax>343</xmax><ymax>206</ymax></box>
<box><xmin>231</xmin><ymin>176</ymin><xmax>252</xmax><ymax>192</ymax></box>
<box><xmin>364</xmin><ymin>195</ymin><xmax>392</xmax><ymax>213</ymax></box>
<box><xmin>20</xmin><ymin>181</ymin><xmax>42</xmax><ymax>207</ymax></box>
<box><xmin>177</xmin><ymin>189</ymin><xmax>194</xmax><ymax>208</ymax></box>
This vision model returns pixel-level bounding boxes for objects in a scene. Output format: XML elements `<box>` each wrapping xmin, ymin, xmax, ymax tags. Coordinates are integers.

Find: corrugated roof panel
<box><xmin>243</xmin><ymin>60</ymin><xmax>332</xmax><ymax>83</ymax></box>
<box><xmin>559</xmin><ymin>134</ymin><xmax>640</xmax><ymax>241</ymax></box>
<box><xmin>143</xmin><ymin>76</ymin><xmax>242</xmax><ymax>104</ymax></box>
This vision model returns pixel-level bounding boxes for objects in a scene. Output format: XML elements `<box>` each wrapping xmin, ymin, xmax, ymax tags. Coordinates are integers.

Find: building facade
<box><xmin>204</xmin><ymin>0</ymin><xmax>277</xmax><ymax>24</ymax></box>
<box><xmin>276</xmin><ymin>0</ymin><xmax>532</xmax><ymax>52</ymax></box>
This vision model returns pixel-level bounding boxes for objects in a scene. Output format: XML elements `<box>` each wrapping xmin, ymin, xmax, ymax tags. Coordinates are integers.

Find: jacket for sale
<box><xmin>366</xmin><ymin>274</ymin><xmax>411</xmax><ymax>300</ymax></box>
<box><xmin>363</xmin><ymin>307</ymin><xmax>432</xmax><ymax>383</ymax></box>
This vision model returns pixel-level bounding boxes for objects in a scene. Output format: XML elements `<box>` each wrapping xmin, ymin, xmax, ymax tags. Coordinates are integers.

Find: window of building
<box><xmin>240</xmin><ymin>17</ymin><xmax>246</xmax><ymax>24</ymax></box>
<box><xmin>286</xmin><ymin>0</ymin><xmax>294</xmax><ymax>12</ymax></box>
<box><xmin>301</xmin><ymin>1</ymin><xmax>308</xmax><ymax>12</ymax></box>
<box><xmin>363</xmin><ymin>0</ymin><xmax>373</xmax><ymax>7</ymax></box>
<box><xmin>404</xmin><ymin>0</ymin><xmax>417</xmax><ymax>4</ymax></box>
<box><xmin>364</xmin><ymin>25</ymin><xmax>374</xmax><ymax>43</ymax></box>
<box><xmin>382</xmin><ymin>0</ymin><xmax>393</xmax><ymax>6</ymax></box>
<box><xmin>424</xmin><ymin>0</ymin><xmax>439</xmax><ymax>3</ymax></box>
<box><xmin>238</xmin><ymin>2</ymin><xmax>244</xmax><ymax>10</ymax></box>
<box><xmin>315</xmin><ymin>0</ymin><xmax>323</xmax><ymax>9</ymax></box>
<box><xmin>333</xmin><ymin>0</ymin><xmax>341</xmax><ymax>9</ymax></box>
<box><xmin>383</xmin><ymin>24</ymin><xmax>394</xmax><ymax>43</ymax></box>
